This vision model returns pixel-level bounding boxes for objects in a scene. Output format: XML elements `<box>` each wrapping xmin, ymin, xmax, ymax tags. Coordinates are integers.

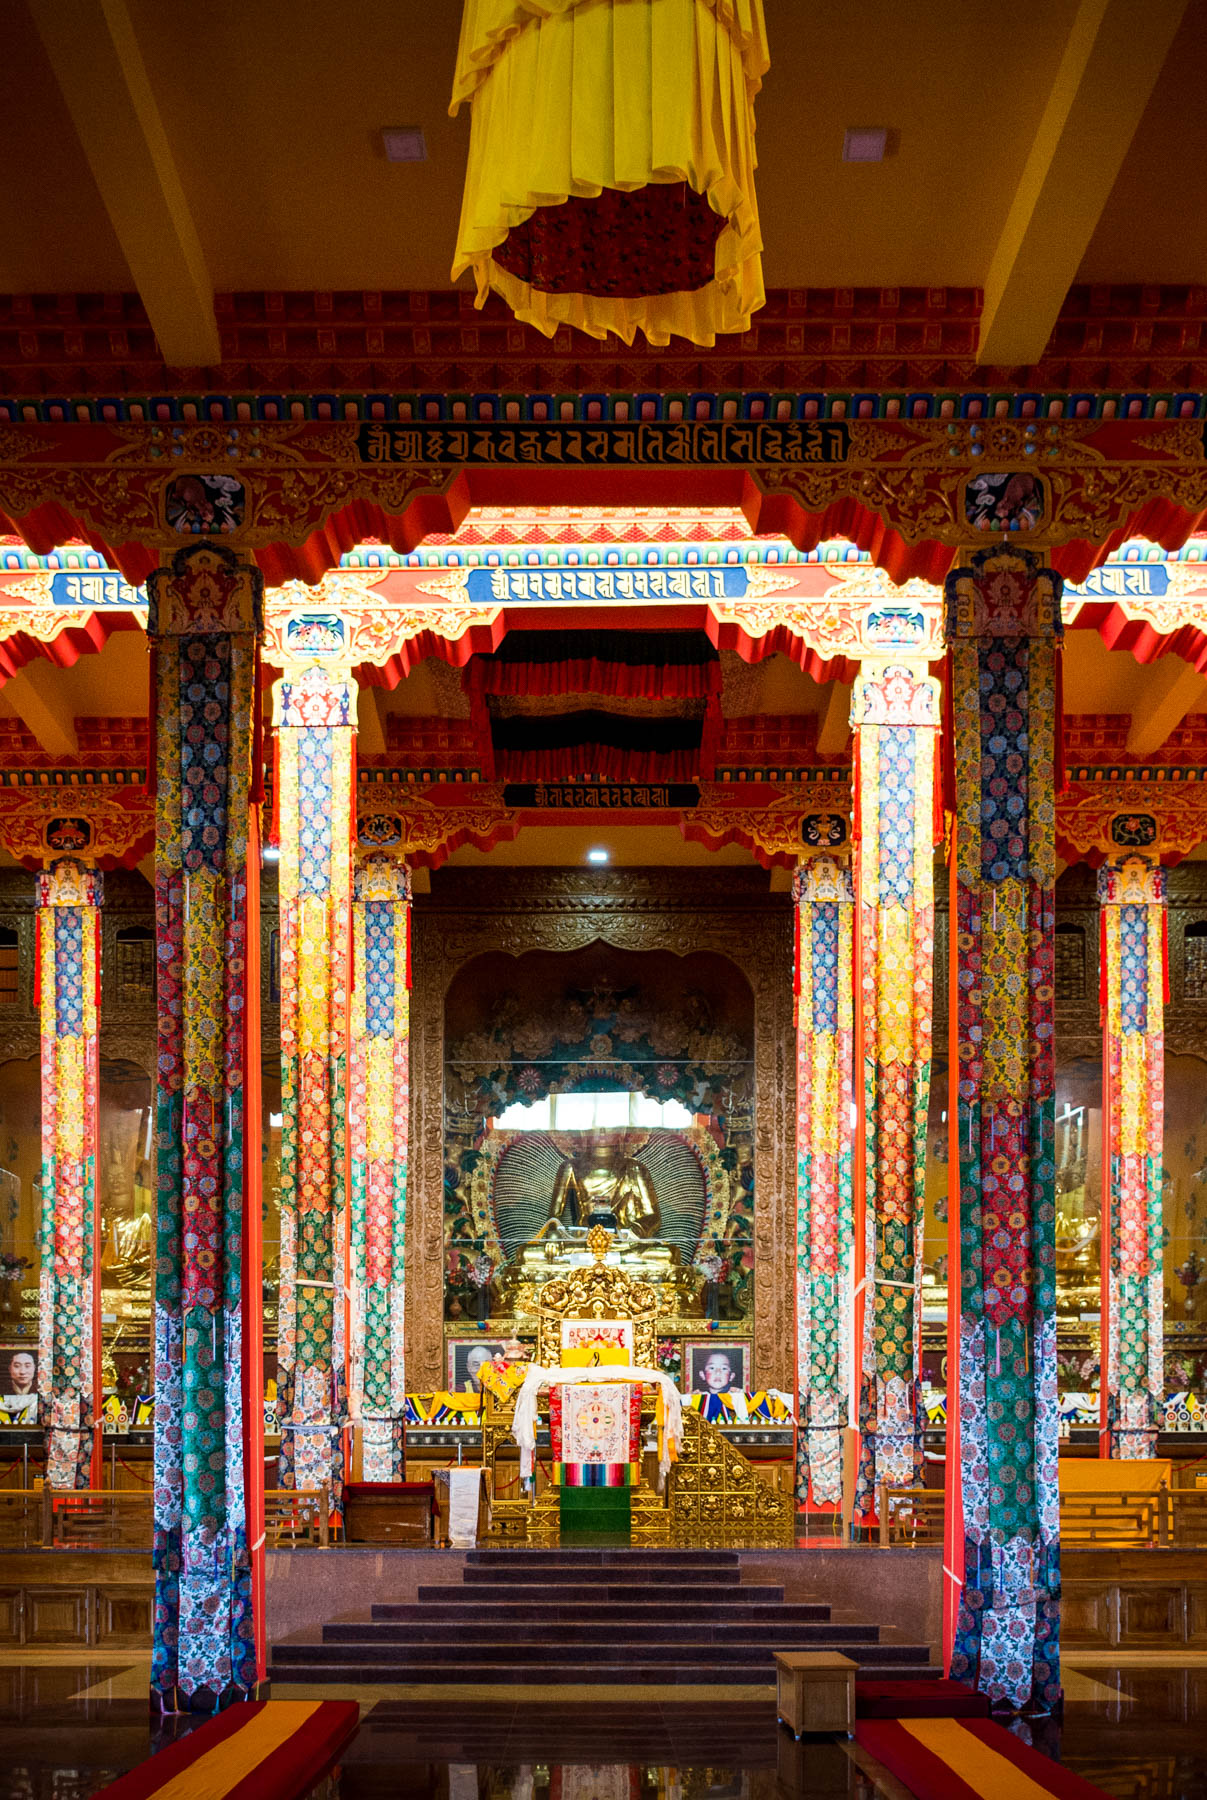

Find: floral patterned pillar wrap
<box><xmin>851</xmin><ymin>653</ymin><xmax>940</xmax><ymax>1518</ymax></box>
<box><xmin>793</xmin><ymin>852</ymin><xmax>855</xmax><ymax>1507</ymax></box>
<box><xmin>275</xmin><ymin>663</ymin><xmax>355</xmax><ymax>1515</ymax></box>
<box><xmin>1099</xmin><ymin>854</ymin><xmax>1166</xmax><ymax>1459</ymax></box>
<box><xmin>37</xmin><ymin>856</ymin><xmax>102</xmax><ymax>1490</ymax></box>
<box><xmin>147</xmin><ymin>542</ymin><xmax>263</xmax><ymax>1711</ymax></box>
<box><xmin>944</xmin><ymin>544</ymin><xmax>1062</xmax><ymax>1714</ymax></box>
<box><xmin>349</xmin><ymin>849</ymin><xmax>410</xmax><ymax>1482</ymax></box>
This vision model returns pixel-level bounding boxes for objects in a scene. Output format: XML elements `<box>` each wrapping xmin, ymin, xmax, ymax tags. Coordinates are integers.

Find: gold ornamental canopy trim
<box><xmin>450</xmin><ymin>0</ymin><xmax>768</xmax><ymax>346</ymax></box>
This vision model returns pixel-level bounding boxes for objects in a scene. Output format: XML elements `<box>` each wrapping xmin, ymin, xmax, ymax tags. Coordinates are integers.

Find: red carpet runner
<box><xmin>856</xmin><ymin>1718</ymin><xmax>1112</xmax><ymax>1800</ymax></box>
<box><xmin>94</xmin><ymin>1699</ymin><xmax>359</xmax><ymax>1800</ymax></box>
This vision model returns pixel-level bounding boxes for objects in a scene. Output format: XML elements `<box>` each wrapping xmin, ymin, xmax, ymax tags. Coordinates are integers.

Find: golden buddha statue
<box><xmin>543</xmin><ymin>1134</ymin><xmax>661</xmax><ymax>1240</ymax></box>
<box><xmin>500</xmin><ymin>1128</ymin><xmax>697</xmax><ymax>1320</ymax></box>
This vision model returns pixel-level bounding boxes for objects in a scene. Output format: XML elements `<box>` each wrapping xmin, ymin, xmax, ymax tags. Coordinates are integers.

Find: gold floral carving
<box><xmin>0</xmin><ymin>788</ymin><xmax>152</xmax><ymax>864</ymax></box>
<box><xmin>0</xmin><ymin>605</ymin><xmax>107</xmax><ymax>643</ymax></box>
<box><xmin>264</xmin><ymin>571</ymin><xmax>500</xmax><ymax>666</ymax></box>
<box><xmin>711</xmin><ymin>575</ymin><xmax>945</xmax><ymax>664</ymax></box>
<box><xmin>1057</xmin><ymin>782</ymin><xmax>1207</xmax><ymax>862</ymax></box>
<box><xmin>668</xmin><ymin>1410</ymin><xmax>793</xmax><ymax>1544</ymax></box>
<box><xmin>2</xmin><ymin>414</ymin><xmax>1207</xmax><ymax>554</ymax></box>
<box><xmin>409</xmin><ymin>871</ymin><xmax>794</xmax><ymax>1393</ymax></box>
<box><xmin>358</xmin><ymin>787</ymin><xmax>517</xmax><ymax>867</ymax></box>
<box><xmin>682</xmin><ymin>780</ymin><xmax>851</xmax><ymax>865</ymax></box>
<box><xmin>534</xmin><ymin>1252</ymin><xmax>659</xmax><ymax>1368</ymax></box>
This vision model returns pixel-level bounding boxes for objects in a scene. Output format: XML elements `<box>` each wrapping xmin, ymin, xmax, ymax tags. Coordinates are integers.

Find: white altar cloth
<box><xmin>511</xmin><ymin>1364</ymin><xmax>683</xmax><ymax>1486</ymax></box>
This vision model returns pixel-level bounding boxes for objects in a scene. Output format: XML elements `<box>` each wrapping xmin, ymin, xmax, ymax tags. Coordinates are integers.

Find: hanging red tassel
<box><xmin>1161</xmin><ymin>897</ymin><xmax>1171</xmax><ymax>1005</ymax></box>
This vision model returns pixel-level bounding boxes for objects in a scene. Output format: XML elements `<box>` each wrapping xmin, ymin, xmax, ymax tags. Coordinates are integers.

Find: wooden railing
<box><xmin>43</xmin><ymin>1488</ymin><xmax>153</xmax><ymax>1549</ymax></box>
<box><xmin>264</xmin><ymin>1485</ymin><xmax>330</xmax><ymax>1548</ymax></box>
<box><xmin>878</xmin><ymin>1483</ymin><xmax>1207</xmax><ymax>1549</ymax></box>
<box><xmin>877</xmin><ymin>1484</ymin><xmax>944</xmax><ymax>1547</ymax></box>
<box><xmin>0</xmin><ymin>1484</ymin><xmax>333</xmax><ymax>1551</ymax></box>
<box><xmin>0</xmin><ymin>1489</ymin><xmax>43</xmax><ymax>1550</ymax></box>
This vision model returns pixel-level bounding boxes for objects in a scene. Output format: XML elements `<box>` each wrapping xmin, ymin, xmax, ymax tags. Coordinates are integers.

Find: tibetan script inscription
<box><xmin>356</xmin><ymin>421</ymin><xmax>850</xmax><ymax>467</ymax></box>
<box><xmin>503</xmin><ymin>783</ymin><xmax>700</xmax><ymax>809</ymax></box>
<box><xmin>486</xmin><ymin>568</ymin><xmax>730</xmax><ymax>603</ymax></box>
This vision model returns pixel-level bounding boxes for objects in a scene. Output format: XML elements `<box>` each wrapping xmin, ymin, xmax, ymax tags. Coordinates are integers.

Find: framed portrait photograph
<box><xmin>447</xmin><ymin>1337</ymin><xmax>507</xmax><ymax>1393</ymax></box>
<box><xmin>0</xmin><ymin>1344</ymin><xmax>38</xmax><ymax>1424</ymax></box>
<box><xmin>685</xmin><ymin>1340</ymin><xmax>750</xmax><ymax>1397</ymax></box>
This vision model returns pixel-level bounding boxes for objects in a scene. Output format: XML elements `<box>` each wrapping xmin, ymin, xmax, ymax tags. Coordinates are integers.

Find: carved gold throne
<box><xmin>484</xmin><ymin>1226</ymin><xmax>669</xmax><ymax>1540</ymax></box>
<box><xmin>483</xmin><ymin>1226</ymin><xmax>793</xmax><ymax>1545</ymax></box>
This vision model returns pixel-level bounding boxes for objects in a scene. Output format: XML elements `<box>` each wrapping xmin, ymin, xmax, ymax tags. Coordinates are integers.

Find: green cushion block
<box><xmin>559</xmin><ymin>1485</ymin><xmax>631</xmax><ymax>1542</ymax></box>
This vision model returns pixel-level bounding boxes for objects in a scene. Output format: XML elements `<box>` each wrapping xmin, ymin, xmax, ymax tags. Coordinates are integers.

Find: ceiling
<box><xmin>3</xmin><ymin>0</ymin><xmax>1201</xmax><ymax>366</ymax></box>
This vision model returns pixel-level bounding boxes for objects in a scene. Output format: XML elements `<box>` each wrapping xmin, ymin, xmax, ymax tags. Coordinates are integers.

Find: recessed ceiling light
<box><xmin>842</xmin><ymin>127</ymin><xmax>888</xmax><ymax>163</ymax></box>
<box><xmin>382</xmin><ymin>126</ymin><xmax>427</xmax><ymax>163</ymax></box>
<box><xmin>587</xmin><ymin>848</ymin><xmax>609</xmax><ymax>864</ymax></box>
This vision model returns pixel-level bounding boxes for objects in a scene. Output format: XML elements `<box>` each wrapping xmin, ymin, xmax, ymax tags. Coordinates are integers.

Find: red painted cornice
<box><xmin>2</xmin><ymin>285</ymin><xmax>1207</xmax><ymax>397</ymax></box>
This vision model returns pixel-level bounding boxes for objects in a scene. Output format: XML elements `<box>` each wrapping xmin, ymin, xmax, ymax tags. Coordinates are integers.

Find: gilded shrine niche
<box><xmin>407</xmin><ymin>870</ymin><xmax>794</xmax><ymax>1392</ymax></box>
<box><xmin>444</xmin><ymin>945</ymin><xmax>754</xmax><ymax>1353</ymax></box>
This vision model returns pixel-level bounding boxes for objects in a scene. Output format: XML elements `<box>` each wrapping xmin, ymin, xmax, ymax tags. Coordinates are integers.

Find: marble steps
<box><xmin>415</xmin><ymin>1581</ymin><xmax>784</xmax><ymax>1604</ymax></box>
<box><xmin>272</xmin><ymin>1654</ymin><xmax>939</xmax><ymax>1686</ymax></box>
<box><xmin>371</xmin><ymin>1600</ymin><xmax>831</xmax><ymax>1625</ymax></box>
<box><xmin>327</xmin><ymin>1617</ymin><xmax>876</xmax><ymax>1645</ymax></box>
<box><xmin>267</xmin><ymin>1548</ymin><xmax>938</xmax><ymax>1687</ymax></box>
<box><xmin>460</xmin><ymin>1564</ymin><xmax>743</xmax><ymax>1585</ymax></box>
<box><xmin>464</xmin><ymin>1550</ymin><xmax>743</xmax><ymax>1567</ymax></box>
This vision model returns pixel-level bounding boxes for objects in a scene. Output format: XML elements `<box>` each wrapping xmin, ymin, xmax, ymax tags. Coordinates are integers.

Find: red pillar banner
<box><xmin>147</xmin><ymin>542</ymin><xmax>263</xmax><ymax>1711</ymax></box>
<box><xmin>944</xmin><ymin>545</ymin><xmax>1061</xmax><ymax>1715</ymax></box>
<box><xmin>793</xmin><ymin>852</ymin><xmax>855</xmax><ymax>1509</ymax></box>
<box><xmin>275</xmin><ymin>665</ymin><xmax>355</xmax><ymax>1517</ymax></box>
<box><xmin>36</xmin><ymin>857</ymin><xmax>102</xmax><ymax>1491</ymax></box>
<box><xmin>851</xmin><ymin>652</ymin><xmax>940</xmax><ymax>1519</ymax></box>
<box><xmin>1099</xmin><ymin>854</ymin><xmax>1166</xmax><ymax>1459</ymax></box>
<box><xmin>349</xmin><ymin>850</ymin><xmax>411</xmax><ymax>1483</ymax></box>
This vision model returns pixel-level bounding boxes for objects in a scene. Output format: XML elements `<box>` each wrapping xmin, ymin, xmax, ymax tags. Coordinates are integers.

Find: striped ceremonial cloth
<box><xmin>550</xmin><ymin>1380</ymin><xmax>641</xmax><ymax>1487</ymax></box>
<box><xmin>856</xmin><ymin>1718</ymin><xmax>1112</xmax><ymax>1800</ymax></box>
<box><xmin>93</xmin><ymin>1700</ymin><xmax>359</xmax><ymax>1800</ymax></box>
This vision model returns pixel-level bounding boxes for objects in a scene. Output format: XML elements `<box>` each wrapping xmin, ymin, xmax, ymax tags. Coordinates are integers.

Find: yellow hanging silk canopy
<box><xmin>450</xmin><ymin>0</ymin><xmax>769</xmax><ymax>346</ymax></box>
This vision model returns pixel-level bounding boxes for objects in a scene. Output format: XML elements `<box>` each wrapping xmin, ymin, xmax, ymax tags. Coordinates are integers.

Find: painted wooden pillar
<box><xmin>348</xmin><ymin>849</ymin><xmax>411</xmax><ymax>1481</ymax></box>
<box><xmin>851</xmin><ymin>644</ymin><xmax>940</xmax><ymax>1519</ymax></box>
<box><xmin>274</xmin><ymin>662</ymin><xmax>355</xmax><ymax>1516</ymax></box>
<box><xmin>1099</xmin><ymin>854</ymin><xmax>1166</xmax><ymax>1459</ymax></box>
<box><xmin>793</xmin><ymin>851</ymin><xmax>855</xmax><ymax>1508</ymax></box>
<box><xmin>147</xmin><ymin>542</ymin><xmax>265</xmax><ymax>1711</ymax></box>
<box><xmin>944</xmin><ymin>545</ymin><xmax>1062</xmax><ymax>1714</ymax></box>
<box><xmin>36</xmin><ymin>857</ymin><xmax>102</xmax><ymax>1491</ymax></box>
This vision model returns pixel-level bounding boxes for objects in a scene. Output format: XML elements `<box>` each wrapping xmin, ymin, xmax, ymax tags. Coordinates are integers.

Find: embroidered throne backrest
<box><xmin>535</xmin><ymin>1226</ymin><xmax>659</xmax><ymax>1367</ymax></box>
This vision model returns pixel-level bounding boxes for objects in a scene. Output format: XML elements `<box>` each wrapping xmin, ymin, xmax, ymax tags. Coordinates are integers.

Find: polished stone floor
<box><xmin>1</xmin><ymin>1658</ymin><xmax>1205</xmax><ymax>1799</ymax></box>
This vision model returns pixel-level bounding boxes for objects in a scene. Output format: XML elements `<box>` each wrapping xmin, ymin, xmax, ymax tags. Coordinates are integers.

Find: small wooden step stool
<box><xmin>773</xmin><ymin>1650</ymin><xmax>856</xmax><ymax>1738</ymax></box>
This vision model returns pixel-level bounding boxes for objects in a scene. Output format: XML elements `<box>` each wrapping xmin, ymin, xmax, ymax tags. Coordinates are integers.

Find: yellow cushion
<box><xmin>561</xmin><ymin>1345</ymin><xmax>630</xmax><ymax>1368</ymax></box>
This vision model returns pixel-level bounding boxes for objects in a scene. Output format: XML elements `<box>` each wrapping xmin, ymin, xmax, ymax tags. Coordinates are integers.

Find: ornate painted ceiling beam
<box><xmin>1125</xmin><ymin>654</ymin><xmax>1207</xmax><ymax>755</ymax></box>
<box><xmin>28</xmin><ymin>0</ymin><xmax>220</xmax><ymax>369</ymax></box>
<box><xmin>978</xmin><ymin>0</ymin><xmax>1188</xmax><ymax>368</ymax></box>
<box><xmin>815</xmin><ymin>680</ymin><xmax>852</xmax><ymax>756</ymax></box>
<box><xmin>0</xmin><ymin>660</ymin><xmax>77</xmax><ymax>756</ymax></box>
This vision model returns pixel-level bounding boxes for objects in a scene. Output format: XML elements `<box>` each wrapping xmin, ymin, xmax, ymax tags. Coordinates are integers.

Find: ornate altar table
<box><xmin>510</xmin><ymin>1364</ymin><xmax>684</xmax><ymax>1486</ymax></box>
